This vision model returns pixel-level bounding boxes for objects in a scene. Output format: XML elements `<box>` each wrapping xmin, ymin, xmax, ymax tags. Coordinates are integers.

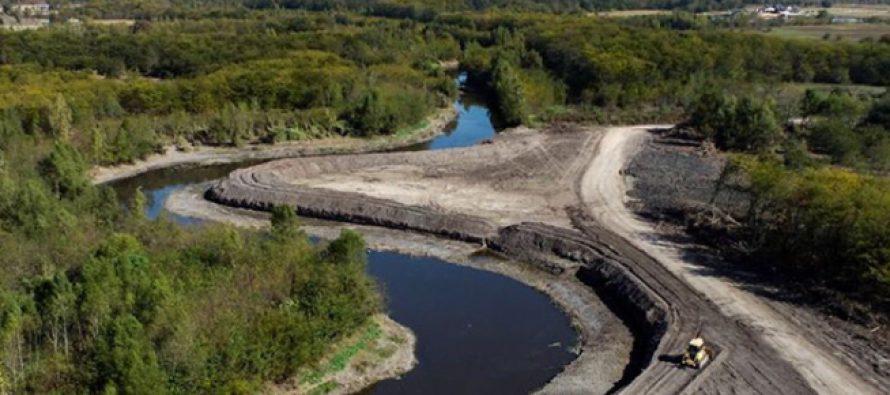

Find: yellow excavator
<box><xmin>681</xmin><ymin>337</ymin><xmax>712</xmax><ymax>369</ymax></box>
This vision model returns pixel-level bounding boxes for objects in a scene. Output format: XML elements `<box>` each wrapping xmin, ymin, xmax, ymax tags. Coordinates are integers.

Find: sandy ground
<box><xmin>269</xmin><ymin>314</ymin><xmax>417</xmax><ymax>395</ymax></box>
<box><xmin>211</xmin><ymin>125</ymin><xmax>598</xmax><ymax>229</ymax></box>
<box><xmin>166</xmin><ymin>183</ymin><xmax>634</xmax><ymax>395</ymax></box>
<box><xmin>91</xmin><ymin>107</ymin><xmax>456</xmax><ymax>184</ymax></box>
<box><xmin>583</xmin><ymin>126</ymin><xmax>885</xmax><ymax>394</ymax></box>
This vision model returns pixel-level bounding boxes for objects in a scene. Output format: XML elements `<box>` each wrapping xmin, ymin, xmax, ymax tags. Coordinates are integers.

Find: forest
<box><xmin>0</xmin><ymin>14</ymin><xmax>459</xmax><ymax>164</ymax></box>
<box><xmin>0</xmin><ymin>2</ymin><xmax>889</xmax><ymax>393</ymax></box>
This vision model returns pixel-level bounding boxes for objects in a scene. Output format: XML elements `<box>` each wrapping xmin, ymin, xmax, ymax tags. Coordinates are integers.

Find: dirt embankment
<box><xmin>169</xmin><ymin>182</ymin><xmax>634</xmax><ymax>395</ymax></box>
<box><xmin>205</xmin><ymin>124</ymin><xmax>862</xmax><ymax>394</ymax></box>
<box><xmin>91</xmin><ymin>106</ymin><xmax>457</xmax><ymax>185</ymax></box>
<box><xmin>208</xmin><ymin>128</ymin><xmax>811</xmax><ymax>393</ymax></box>
<box><xmin>619</xmin><ymin>129</ymin><xmax>890</xmax><ymax>393</ymax></box>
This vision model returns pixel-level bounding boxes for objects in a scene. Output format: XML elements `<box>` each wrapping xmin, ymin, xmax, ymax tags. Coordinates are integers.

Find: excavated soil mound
<box><xmin>207</xmin><ymin>126</ymin><xmax>819</xmax><ymax>394</ymax></box>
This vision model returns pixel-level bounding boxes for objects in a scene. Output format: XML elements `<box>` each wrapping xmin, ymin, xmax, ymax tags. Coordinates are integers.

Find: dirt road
<box><xmin>206</xmin><ymin>124</ymin><xmax>887</xmax><ymax>394</ymax></box>
<box><xmin>583</xmin><ymin>126</ymin><xmax>884</xmax><ymax>394</ymax></box>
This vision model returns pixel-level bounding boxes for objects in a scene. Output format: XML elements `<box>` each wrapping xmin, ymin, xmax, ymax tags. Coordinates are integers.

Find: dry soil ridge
<box><xmin>585</xmin><ymin>126</ymin><xmax>884</xmax><ymax>395</ymax></box>
<box><xmin>205</xmin><ymin>125</ymin><xmax>888</xmax><ymax>394</ymax></box>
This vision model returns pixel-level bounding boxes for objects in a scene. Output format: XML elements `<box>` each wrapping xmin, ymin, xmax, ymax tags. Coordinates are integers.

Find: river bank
<box><xmin>96</xmin><ymin>79</ymin><xmax>576</xmax><ymax>393</ymax></box>
<box><xmin>205</xmin><ymin>123</ymin><xmax>872</xmax><ymax>394</ymax></box>
<box><xmin>166</xmin><ymin>182</ymin><xmax>632</xmax><ymax>394</ymax></box>
<box><xmin>91</xmin><ymin>106</ymin><xmax>457</xmax><ymax>185</ymax></box>
<box><xmin>270</xmin><ymin>314</ymin><xmax>417</xmax><ymax>395</ymax></box>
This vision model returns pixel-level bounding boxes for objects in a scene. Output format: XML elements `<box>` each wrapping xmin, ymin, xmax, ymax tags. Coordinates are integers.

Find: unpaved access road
<box><xmin>583</xmin><ymin>126</ymin><xmax>885</xmax><ymax>394</ymax></box>
<box><xmin>207</xmin><ymin>124</ymin><xmax>887</xmax><ymax>394</ymax></box>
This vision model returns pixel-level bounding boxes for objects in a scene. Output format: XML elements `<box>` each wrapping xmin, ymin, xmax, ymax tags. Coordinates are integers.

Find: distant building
<box><xmin>7</xmin><ymin>1</ymin><xmax>51</xmax><ymax>17</ymax></box>
<box><xmin>756</xmin><ymin>4</ymin><xmax>801</xmax><ymax>18</ymax></box>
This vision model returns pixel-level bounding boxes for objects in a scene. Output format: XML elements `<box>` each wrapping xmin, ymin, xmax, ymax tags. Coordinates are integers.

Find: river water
<box><xmin>110</xmin><ymin>74</ymin><xmax>578</xmax><ymax>394</ymax></box>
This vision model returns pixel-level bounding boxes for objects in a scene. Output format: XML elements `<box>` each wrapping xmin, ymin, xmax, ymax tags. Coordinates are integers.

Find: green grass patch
<box><xmin>300</xmin><ymin>320</ymin><xmax>384</xmax><ymax>387</ymax></box>
<box><xmin>308</xmin><ymin>381</ymin><xmax>339</xmax><ymax>395</ymax></box>
<box><xmin>394</xmin><ymin>119</ymin><xmax>432</xmax><ymax>140</ymax></box>
<box><xmin>751</xmin><ymin>24</ymin><xmax>890</xmax><ymax>42</ymax></box>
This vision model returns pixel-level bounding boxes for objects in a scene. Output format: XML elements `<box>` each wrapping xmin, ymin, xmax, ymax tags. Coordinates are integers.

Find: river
<box><xmin>109</xmin><ymin>74</ymin><xmax>579</xmax><ymax>394</ymax></box>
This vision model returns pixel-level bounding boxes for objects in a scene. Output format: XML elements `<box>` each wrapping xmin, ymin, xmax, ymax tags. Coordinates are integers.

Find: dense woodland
<box><xmin>0</xmin><ymin>3</ymin><xmax>889</xmax><ymax>393</ymax></box>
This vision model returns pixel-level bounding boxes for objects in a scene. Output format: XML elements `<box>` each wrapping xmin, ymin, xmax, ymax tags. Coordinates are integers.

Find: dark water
<box><xmin>363</xmin><ymin>252</ymin><xmax>575</xmax><ymax>394</ymax></box>
<box><xmin>108</xmin><ymin>73</ymin><xmax>578</xmax><ymax>394</ymax></box>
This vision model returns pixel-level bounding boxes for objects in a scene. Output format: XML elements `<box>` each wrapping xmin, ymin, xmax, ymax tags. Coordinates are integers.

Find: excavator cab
<box><xmin>681</xmin><ymin>337</ymin><xmax>711</xmax><ymax>369</ymax></box>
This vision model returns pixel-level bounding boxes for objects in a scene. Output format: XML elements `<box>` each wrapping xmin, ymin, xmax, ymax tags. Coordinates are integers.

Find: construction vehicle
<box><xmin>681</xmin><ymin>337</ymin><xmax>712</xmax><ymax>369</ymax></box>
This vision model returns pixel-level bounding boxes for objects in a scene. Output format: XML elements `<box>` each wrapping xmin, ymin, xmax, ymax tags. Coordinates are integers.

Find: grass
<box><xmin>307</xmin><ymin>381</ymin><xmax>339</xmax><ymax>395</ymax></box>
<box><xmin>299</xmin><ymin>320</ymin><xmax>384</xmax><ymax>388</ymax></box>
<box><xmin>753</xmin><ymin>23</ymin><xmax>890</xmax><ymax>42</ymax></box>
<box><xmin>800</xmin><ymin>4</ymin><xmax>890</xmax><ymax>19</ymax></box>
<box><xmin>394</xmin><ymin>119</ymin><xmax>431</xmax><ymax>140</ymax></box>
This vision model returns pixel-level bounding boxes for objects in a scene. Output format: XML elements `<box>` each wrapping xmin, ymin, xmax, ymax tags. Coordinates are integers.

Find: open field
<box><xmin>799</xmin><ymin>3</ymin><xmax>890</xmax><ymax>19</ymax></box>
<box><xmin>753</xmin><ymin>23</ymin><xmax>890</xmax><ymax>41</ymax></box>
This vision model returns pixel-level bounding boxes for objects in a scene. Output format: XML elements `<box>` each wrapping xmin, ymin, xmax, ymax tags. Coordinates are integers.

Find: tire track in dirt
<box><xmin>206</xmin><ymin>125</ymin><xmax>841</xmax><ymax>394</ymax></box>
<box><xmin>582</xmin><ymin>125</ymin><xmax>881</xmax><ymax>395</ymax></box>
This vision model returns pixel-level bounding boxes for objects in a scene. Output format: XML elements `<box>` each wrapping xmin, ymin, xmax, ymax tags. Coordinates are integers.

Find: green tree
<box><xmin>39</xmin><ymin>142</ymin><xmax>90</xmax><ymax>199</ymax></box>
<box><xmin>270</xmin><ymin>205</ymin><xmax>302</xmax><ymax>241</ymax></box>
<box><xmin>347</xmin><ymin>89</ymin><xmax>388</xmax><ymax>135</ymax></box>
<box><xmin>91</xmin><ymin>127</ymin><xmax>107</xmax><ymax>165</ymax></box>
<box><xmin>93</xmin><ymin>314</ymin><xmax>166</xmax><ymax>395</ymax></box>
<box><xmin>865</xmin><ymin>96</ymin><xmax>890</xmax><ymax>130</ymax></box>
<box><xmin>688</xmin><ymin>93</ymin><xmax>781</xmax><ymax>153</ymax></box>
<box><xmin>46</xmin><ymin>94</ymin><xmax>73</xmax><ymax>140</ymax></box>
<box><xmin>491</xmin><ymin>58</ymin><xmax>528</xmax><ymax>126</ymax></box>
<box><xmin>130</xmin><ymin>187</ymin><xmax>148</xmax><ymax>223</ymax></box>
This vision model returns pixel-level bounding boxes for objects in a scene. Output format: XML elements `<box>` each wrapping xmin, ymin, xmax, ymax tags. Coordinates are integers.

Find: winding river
<box><xmin>110</xmin><ymin>74</ymin><xmax>579</xmax><ymax>394</ymax></box>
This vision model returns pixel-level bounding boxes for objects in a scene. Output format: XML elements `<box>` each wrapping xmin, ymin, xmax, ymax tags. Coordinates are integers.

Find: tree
<box><xmin>93</xmin><ymin>314</ymin><xmax>165</xmax><ymax>395</ymax></box>
<box><xmin>687</xmin><ymin>92</ymin><xmax>781</xmax><ymax>153</ymax></box>
<box><xmin>865</xmin><ymin>97</ymin><xmax>890</xmax><ymax>130</ymax></box>
<box><xmin>130</xmin><ymin>187</ymin><xmax>148</xmax><ymax>223</ymax></box>
<box><xmin>491</xmin><ymin>58</ymin><xmax>528</xmax><ymax>126</ymax></box>
<box><xmin>323</xmin><ymin>229</ymin><xmax>366</xmax><ymax>268</ymax></box>
<box><xmin>346</xmin><ymin>89</ymin><xmax>388</xmax><ymax>135</ymax></box>
<box><xmin>46</xmin><ymin>94</ymin><xmax>73</xmax><ymax>140</ymax></box>
<box><xmin>270</xmin><ymin>205</ymin><xmax>302</xmax><ymax>241</ymax></box>
<box><xmin>91</xmin><ymin>127</ymin><xmax>107</xmax><ymax>165</ymax></box>
<box><xmin>0</xmin><ymin>290</ymin><xmax>22</xmax><ymax>390</ymax></box>
<box><xmin>39</xmin><ymin>142</ymin><xmax>90</xmax><ymax>200</ymax></box>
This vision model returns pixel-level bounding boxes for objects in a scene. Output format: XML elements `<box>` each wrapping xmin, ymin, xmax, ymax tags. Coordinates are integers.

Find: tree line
<box><xmin>0</xmin><ymin>14</ymin><xmax>460</xmax><ymax>165</ymax></box>
<box><xmin>413</xmin><ymin>13</ymin><xmax>888</xmax><ymax>126</ymax></box>
<box><xmin>683</xmin><ymin>87</ymin><xmax>890</xmax><ymax>315</ymax></box>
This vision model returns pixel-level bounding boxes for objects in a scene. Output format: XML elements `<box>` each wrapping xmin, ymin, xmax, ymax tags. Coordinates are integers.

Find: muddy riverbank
<box><xmin>101</xmin><ymin>78</ymin><xmax>601</xmax><ymax>394</ymax></box>
<box><xmin>167</xmin><ymin>183</ymin><xmax>632</xmax><ymax>394</ymax></box>
<box><xmin>206</xmin><ymin>123</ymin><xmax>872</xmax><ymax>394</ymax></box>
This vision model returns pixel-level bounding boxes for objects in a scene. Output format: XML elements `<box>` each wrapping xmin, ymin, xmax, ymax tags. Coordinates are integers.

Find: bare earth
<box><xmin>584</xmin><ymin>127</ymin><xmax>886</xmax><ymax>394</ymax></box>
<box><xmin>193</xmin><ymin>124</ymin><xmax>890</xmax><ymax>393</ymax></box>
